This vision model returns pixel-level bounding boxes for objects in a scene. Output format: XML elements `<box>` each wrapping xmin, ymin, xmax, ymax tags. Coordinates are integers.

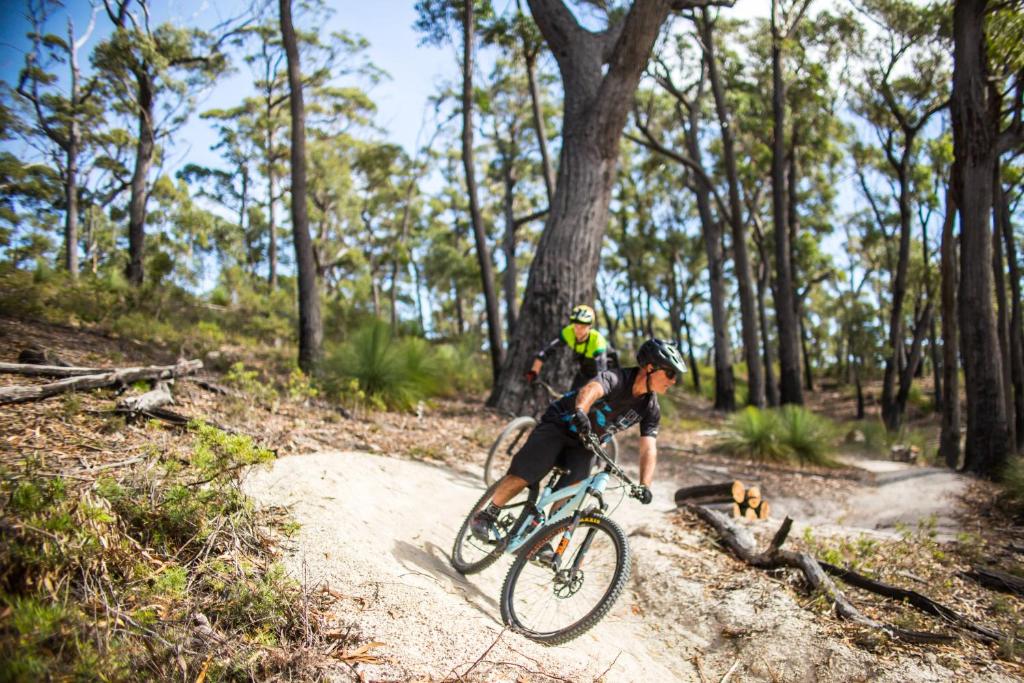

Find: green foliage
<box><xmin>776</xmin><ymin>405</ymin><xmax>838</xmax><ymax>466</ymax></box>
<box><xmin>719</xmin><ymin>406</ymin><xmax>838</xmax><ymax>466</ymax></box>
<box><xmin>224</xmin><ymin>362</ymin><xmax>279</xmax><ymax>404</ymax></box>
<box><xmin>1002</xmin><ymin>457</ymin><xmax>1024</xmax><ymax>514</ymax></box>
<box><xmin>719</xmin><ymin>407</ymin><xmax>789</xmax><ymax>461</ymax></box>
<box><xmin>322</xmin><ymin>320</ymin><xmax>444</xmax><ymax>411</ymax></box>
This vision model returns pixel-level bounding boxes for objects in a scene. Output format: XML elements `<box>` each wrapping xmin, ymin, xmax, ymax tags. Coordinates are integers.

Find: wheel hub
<box><xmin>553</xmin><ymin>569</ymin><xmax>584</xmax><ymax>598</ymax></box>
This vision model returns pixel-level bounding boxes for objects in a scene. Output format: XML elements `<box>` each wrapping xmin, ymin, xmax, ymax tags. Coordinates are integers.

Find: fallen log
<box><xmin>0</xmin><ymin>360</ymin><xmax>203</xmax><ymax>405</ymax></box>
<box><xmin>683</xmin><ymin>505</ymin><xmax>958</xmax><ymax>644</ymax></box>
<box><xmin>744</xmin><ymin>486</ymin><xmax>761</xmax><ymax>509</ymax></box>
<box><xmin>116</xmin><ymin>381</ymin><xmax>173</xmax><ymax>414</ymax></box>
<box><xmin>963</xmin><ymin>565</ymin><xmax>1024</xmax><ymax>597</ymax></box>
<box><xmin>0</xmin><ymin>362</ymin><xmax>105</xmax><ymax>377</ymax></box>
<box><xmin>675</xmin><ymin>481</ymin><xmax>745</xmax><ymax>506</ymax></box>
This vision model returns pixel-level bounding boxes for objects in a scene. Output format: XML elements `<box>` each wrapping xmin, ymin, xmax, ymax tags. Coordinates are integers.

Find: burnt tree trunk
<box><xmin>281</xmin><ymin>0</ymin><xmax>323</xmax><ymax>374</ymax></box>
<box><xmin>770</xmin><ymin>0</ymin><xmax>802</xmax><ymax>405</ymax></box>
<box><xmin>992</xmin><ymin>160</ymin><xmax>1016</xmax><ymax>450</ymax></box>
<box><xmin>952</xmin><ymin>0</ymin><xmax>1009</xmax><ymax>477</ymax></box>
<box><xmin>998</xmin><ymin>174</ymin><xmax>1024</xmax><ymax>449</ymax></box>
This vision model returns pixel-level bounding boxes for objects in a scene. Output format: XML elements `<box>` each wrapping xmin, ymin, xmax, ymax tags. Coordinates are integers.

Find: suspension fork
<box><xmin>550</xmin><ymin>484</ymin><xmax>597</xmax><ymax>570</ymax></box>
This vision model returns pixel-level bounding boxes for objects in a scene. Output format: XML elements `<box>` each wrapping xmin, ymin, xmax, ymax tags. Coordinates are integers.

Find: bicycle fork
<box><xmin>550</xmin><ymin>486</ymin><xmax>602</xmax><ymax>572</ymax></box>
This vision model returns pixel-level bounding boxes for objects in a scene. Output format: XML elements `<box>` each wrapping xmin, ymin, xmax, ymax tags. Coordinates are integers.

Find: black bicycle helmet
<box><xmin>636</xmin><ymin>338</ymin><xmax>687</xmax><ymax>375</ymax></box>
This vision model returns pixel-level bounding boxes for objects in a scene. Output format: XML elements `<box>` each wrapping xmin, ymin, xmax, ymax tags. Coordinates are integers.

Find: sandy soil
<box><xmin>242</xmin><ymin>448</ymin><xmax>1015</xmax><ymax>682</ymax></box>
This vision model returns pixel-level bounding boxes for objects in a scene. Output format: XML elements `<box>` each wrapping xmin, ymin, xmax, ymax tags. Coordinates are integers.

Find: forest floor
<box><xmin>2</xmin><ymin>314</ymin><xmax>1023</xmax><ymax>681</ymax></box>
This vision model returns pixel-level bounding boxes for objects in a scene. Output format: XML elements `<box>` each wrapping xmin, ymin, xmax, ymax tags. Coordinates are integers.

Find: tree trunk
<box><xmin>682</xmin><ymin>311</ymin><xmax>701</xmax><ymax>394</ymax></box>
<box><xmin>757</xmin><ymin>246</ymin><xmax>780</xmax><ymax>407</ymax></box>
<box><xmin>684</xmin><ymin>83</ymin><xmax>734</xmax><ymax>410</ymax></box>
<box><xmin>998</xmin><ymin>174</ymin><xmax>1024</xmax><ymax>449</ymax></box>
<box><xmin>881</xmin><ymin>150</ymin><xmax>916</xmax><ymax>432</ymax></box>
<box><xmin>267</xmin><ymin>136</ymin><xmax>279</xmax><ymax>288</ymax></box>
<box><xmin>952</xmin><ymin>0</ymin><xmax>1009</xmax><ymax>477</ymax></box>
<box><xmin>524</xmin><ymin>48</ymin><xmax>556</xmax><ymax>205</ymax></box>
<box><xmin>770</xmin><ymin>0</ymin><xmax>802</xmax><ymax>405</ymax></box>
<box><xmin>463</xmin><ymin>1</ymin><xmax>505</xmax><ymax>383</ymax></box>
<box><xmin>700</xmin><ymin>11</ymin><xmax>762</xmax><ymax>407</ymax></box>
<box><xmin>992</xmin><ymin>161</ymin><xmax>1016</xmax><ymax>450</ymax></box>
<box><xmin>501</xmin><ymin>136</ymin><xmax>519</xmax><ymax>339</ymax></box>
<box><xmin>126</xmin><ymin>70</ymin><xmax>154</xmax><ymax>286</ymax></box>
<box><xmin>280</xmin><ymin>0</ymin><xmax>323</xmax><ymax>374</ymax></box>
<box><xmin>490</xmin><ymin>0</ymin><xmax>674</xmax><ymax>413</ymax></box>
<box><xmin>65</xmin><ymin>19</ymin><xmax>82</xmax><ymax>279</ymax></box>
<box><xmin>940</xmin><ymin>186</ymin><xmax>961</xmax><ymax>467</ymax></box>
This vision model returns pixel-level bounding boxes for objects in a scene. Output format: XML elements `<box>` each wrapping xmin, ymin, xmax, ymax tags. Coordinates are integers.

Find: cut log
<box><xmin>116</xmin><ymin>381</ymin><xmax>173</xmax><ymax>414</ymax></box>
<box><xmin>674</xmin><ymin>481</ymin><xmax>745</xmax><ymax>506</ymax></box>
<box><xmin>963</xmin><ymin>565</ymin><xmax>1024</xmax><ymax>597</ymax></box>
<box><xmin>744</xmin><ymin>485</ymin><xmax>762</xmax><ymax>509</ymax></box>
<box><xmin>682</xmin><ymin>505</ymin><xmax>960</xmax><ymax>644</ymax></box>
<box><xmin>755</xmin><ymin>501</ymin><xmax>771</xmax><ymax>520</ymax></box>
<box><xmin>732</xmin><ymin>502</ymin><xmax>741</xmax><ymax>518</ymax></box>
<box><xmin>743</xmin><ymin>505</ymin><xmax>758</xmax><ymax>521</ymax></box>
<box><xmin>0</xmin><ymin>360</ymin><xmax>202</xmax><ymax>405</ymax></box>
<box><xmin>18</xmin><ymin>346</ymin><xmax>70</xmax><ymax>366</ymax></box>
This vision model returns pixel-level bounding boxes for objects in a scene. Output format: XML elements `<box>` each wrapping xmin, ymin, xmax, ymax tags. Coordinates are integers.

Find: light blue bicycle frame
<box><xmin>502</xmin><ymin>435</ymin><xmax>635</xmax><ymax>557</ymax></box>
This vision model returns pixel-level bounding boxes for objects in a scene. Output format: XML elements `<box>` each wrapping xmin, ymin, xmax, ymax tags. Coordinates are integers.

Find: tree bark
<box><xmin>700</xmin><ymin>11</ymin><xmax>762</xmax><ymax>408</ymax></box>
<box><xmin>952</xmin><ymin>0</ymin><xmax>1009</xmax><ymax>477</ymax></box>
<box><xmin>770</xmin><ymin>0</ymin><xmax>802</xmax><ymax>405</ymax></box>
<box><xmin>126</xmin><ymin>69</ymin><xmax>154</xmax><ymax>286</ymax></box>
<box><xmin>65</xmin><ymin>18</ymin><xmax>83</xmax><ymax>278</ymax></box>
<box><xmin>939</xmin><ymin>185</ymin><xmax>961</xmax><ymax>468</ymax></box>
<box><xmin>490</xmin><ymin>0</ymin><xmax>676</xmax><ymax>413</ymax></box>
<box><xmin>463</xmin><ymin>0</ymin><xmax>505</xmax><ymax>383</ymax></box>
<box><xmin>280</xmin><ymin>0</ymin><xmax>323</xmax><ymax>374</ymax></box>
<box><xmin>992</xmin><ymin>160</ymin><xmax>1016</xmax><ymax>450</ymax></box>
<box><xmin>524</xmin><ymin>48</ymin><xmax>556</xmax><ymax>205</ymax></box>
<box><xmin>500</xmin><ymin>133</ymin><xmax>520</xmax><ymax>338</ymax></box>
<box><xmin>998</xmin><ymin>173</ymin><xmax>1024</xmax><ymax>449</ymax></box>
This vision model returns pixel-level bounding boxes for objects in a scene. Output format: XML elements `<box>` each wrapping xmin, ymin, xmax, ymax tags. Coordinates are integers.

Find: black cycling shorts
<box><xmin>507</xmin><ymin>420</ymin><xmax>594</xmax><ymax>489</ymax></box>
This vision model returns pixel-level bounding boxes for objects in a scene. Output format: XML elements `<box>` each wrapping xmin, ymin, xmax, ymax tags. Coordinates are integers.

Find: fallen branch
<box><xmin>684</xmin><ymin>505</ymin><xmax>957</xmax><ymax>644</ymax></box>
<box><xmin>963</xmin><ymin>565</ymin><xmax>1024</xmax><ymax>598</ymax></box>
<box><xmin>820</xmin><ymin>562</ymin><xmax>1003</xmax><ymax>643</ymax></box>
<box><xmin>116</xmin><ymin>381</ymin><xmax>173</xmax><ymax>414</ymax></box>
<box><xmin>0</xmin><ymin>360</ymin><xmax>202</xmax><ymax>405</ymax></box>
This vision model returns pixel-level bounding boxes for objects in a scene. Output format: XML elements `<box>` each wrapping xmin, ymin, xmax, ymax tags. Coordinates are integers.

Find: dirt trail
<box><xmin>243</xmin><ymin>450</ymin><xmax>1010</xmax><ymax>682</ymax></box>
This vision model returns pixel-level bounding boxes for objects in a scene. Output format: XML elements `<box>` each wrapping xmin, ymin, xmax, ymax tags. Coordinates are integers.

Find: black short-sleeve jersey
<box><xmin>542</xmin><ymin>367</ymin><xmax>661</xmax><ymax>441</ymax></box>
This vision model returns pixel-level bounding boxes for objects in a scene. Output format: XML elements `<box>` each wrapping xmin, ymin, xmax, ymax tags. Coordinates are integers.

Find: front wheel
<box><xmin>450</xmin><ymin>478</ymin><xmax>539</xmax><ymax>575</ymax></box>
<box><xmin>499</xmin><ymin>513</ymin><xmax>631</xmax><ymax>645</ymax></box>
<box><xmin>484</xmin><ymin>416</ymin><xmax>537</xmax><ymax>486</ymax></box>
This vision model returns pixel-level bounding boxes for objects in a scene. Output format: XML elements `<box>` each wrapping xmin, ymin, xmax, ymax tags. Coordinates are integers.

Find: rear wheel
<box><xmin>450</xmin><ymin>479</ymin><xmax>539</xmax><ymax>575</ymax></box>
<box><xmin>484</xmin><ymin>416</ymin><xmax>537</xmax><ymax>486</ymax></box>
<box><xmin>499</xmin><ymin>513</ymin><xmax>630</xmax><ymax>645</ymax></box>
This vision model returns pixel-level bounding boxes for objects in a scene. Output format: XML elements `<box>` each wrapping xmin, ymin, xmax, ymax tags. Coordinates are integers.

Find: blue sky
<box><xmin>0</xmin><ymin>0</ymin><xmax>460</xmax><ymax>167</ymax></box>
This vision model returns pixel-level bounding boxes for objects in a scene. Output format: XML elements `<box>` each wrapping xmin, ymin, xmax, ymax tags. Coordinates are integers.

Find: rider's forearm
<box><xmin>637</xmin><ymin>436</ymin><xmax>657</xmax><ymax>487</ymax></box>
<box><xmin>574</xmin><ymin>380</ymin><xmax>605</xmax><ymax>413</ymax></box>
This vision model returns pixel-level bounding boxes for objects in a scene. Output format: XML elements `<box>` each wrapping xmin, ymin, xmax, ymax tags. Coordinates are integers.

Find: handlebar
<box><xmin>579</xmin><ymin>431</ymin><xmax>648</xmax><ymax>501</ymax></box>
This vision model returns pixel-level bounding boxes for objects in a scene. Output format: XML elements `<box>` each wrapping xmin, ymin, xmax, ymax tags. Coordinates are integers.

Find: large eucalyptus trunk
<box><xmin>490</xmin><ymin>0</ymin><xmax>674</xmax><ymax>413</ymax></box>
<box><xmin>770</xmin><ymin>0</ymin><xmax>802</xmax><ymax>405</ymax></box>
<box><xmin>280</xmin><ymin>0</ymin><xmax>323</xmax><ymax>374</ymax></box>
<box><xmin>951</xmin><ymin>0</ymin><xmax>1008</xmax><ymax>477</ymax></box>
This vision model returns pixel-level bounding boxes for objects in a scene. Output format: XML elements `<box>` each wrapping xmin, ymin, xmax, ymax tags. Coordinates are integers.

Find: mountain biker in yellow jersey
<box><xmin>525</xmin><ymin>304</ymin><xmax>611</xmax><ymax>391</ymax></box>
<box><xmin>473</xmin><ymin>338</ymin><xmax>687</xmax><ymax>550</ymax></box>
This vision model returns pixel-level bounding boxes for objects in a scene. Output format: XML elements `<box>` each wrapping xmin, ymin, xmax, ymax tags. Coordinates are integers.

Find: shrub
<box><xmin>776</xmin><ymin>405</ymin><xmax>838</xmax><ymax>466</ymax></box>
<box><xmin>433</xmin><ymin>334</ymin><xmax>490</xmax><ymax>396</ymax></box>
<box><xmin>322</xmin><ymin>320</ymin><xmax>442</xmax><ymax>412</ymax></box>
<box><xmin>718</xmin><ymin>407</ymin><xmax>788</xmax><ymax>461</ymax></box>
<box><xmin>718</xmin><ymin>405</ymin><xmax>838</xmax><ymax>466</ymax></box>
<box><xmin>1003</xmin><ymin>457</ymin><xmax>1024</xmax><ymax>514</ymax></box>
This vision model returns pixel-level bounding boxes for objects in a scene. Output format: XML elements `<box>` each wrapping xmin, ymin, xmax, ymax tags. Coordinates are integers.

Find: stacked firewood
<box><xmin>674</xmin><ymin>480</ymin><xmax>770</xmax><ymax>520</ymax></box>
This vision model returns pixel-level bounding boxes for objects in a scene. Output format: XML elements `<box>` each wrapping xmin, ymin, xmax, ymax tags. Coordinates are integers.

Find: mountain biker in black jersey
<box><xmin>473</xmin><ymin>338</ymin><xmax>687</xmax><ymax>550</ymax></box>
<box><xmin>525</xmin><ymin>304</ymin><xmax>611</xmax><ymax>391</ymax></box>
